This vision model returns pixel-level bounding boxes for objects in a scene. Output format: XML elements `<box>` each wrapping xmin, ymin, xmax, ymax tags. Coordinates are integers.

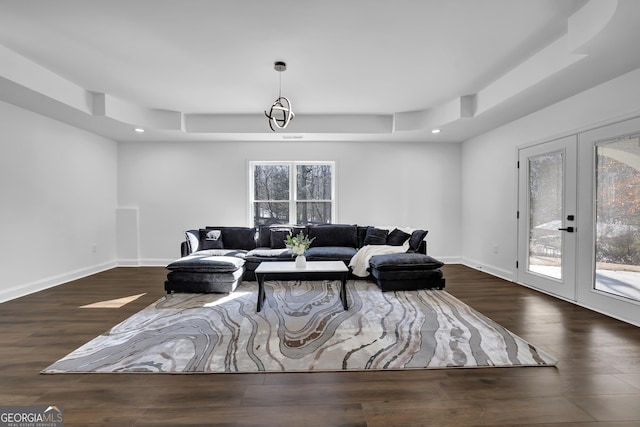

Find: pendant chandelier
<box><xmin>265</xmin><ymin>61</ymin><xmax>295</xmax><ymax>131</ymax></box>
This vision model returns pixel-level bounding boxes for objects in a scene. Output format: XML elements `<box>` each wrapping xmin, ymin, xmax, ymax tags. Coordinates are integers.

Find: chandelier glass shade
<box><xmin>265</xmin><ymin>62</ymin><xmax>295</xmax><ymax>131</ymax></box>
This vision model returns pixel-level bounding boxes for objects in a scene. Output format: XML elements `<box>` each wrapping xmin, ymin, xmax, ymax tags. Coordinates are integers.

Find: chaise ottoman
<box><xmin>165</xmin><ymin>254</ymin><xmax>245</xmax><ymax>293</ymax></box>
<box><xmin>369</xmin><ymin>253</ymin><xmax>445</xmax><ymax>291</ymax></box>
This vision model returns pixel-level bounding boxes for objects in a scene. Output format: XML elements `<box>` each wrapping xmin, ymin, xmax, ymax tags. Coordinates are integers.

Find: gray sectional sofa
<box><xmin>165</xmin><ymin>224</ymin><xmax>445</xmax><ymax>293</ymax></box>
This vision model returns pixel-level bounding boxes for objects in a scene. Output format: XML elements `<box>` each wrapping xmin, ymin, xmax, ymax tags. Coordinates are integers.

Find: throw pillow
<box><xmin>408</xmin><ymin>229</ymin><xmax>428</xmax><ymax>252</ymax></box>
<box><xmin>387</xmin><ymin>228</ymin><xmax>411</xmax><ymax>246</ymax></box>
<box><xmin>356</xmin><ymin>226</ymin><xmax>369</xmax><ymax>247</ymax></box>
<box><xmin>185</xmin><ymin>229</ymin><xmax>200</xmax><ymax>253</ymax></box>
<box><xmin>363</xmin><ymin>227</ymin><xmax>388</xmax><ymax>245</ymax></box>
<box><xmin>307</xmin><ymin>224</ymin><xmax>358</xmax><ymax>248</ymax></box>
<box><xmin>257</xmin><ymin>225</ymin><xmax>273</xmax><ymax>247</ymax></box>
<box><xmin>220</xmin><ymin>227</ymin><xmax>257</xmax><ymax>250</ymax></box>
<box><xmin>200</xmin><ymin>229</ymin><xmax>223</xmax><ymax>250</ymax></box>
<box><xmin>270</xmin><ymin>229</ymin><xmax>291</xmax><ymax>249</ymax></box>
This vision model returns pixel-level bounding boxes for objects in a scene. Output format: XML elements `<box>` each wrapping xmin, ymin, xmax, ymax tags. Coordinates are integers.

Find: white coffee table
<box><xmin>254</xmin><ymin>261</ymin><xmax>350</xmax><ymax>312</ymax></box>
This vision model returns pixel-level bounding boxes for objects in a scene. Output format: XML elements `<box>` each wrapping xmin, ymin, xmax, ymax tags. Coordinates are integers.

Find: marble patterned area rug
<box><xmin>42</xmin><ymin>280</ymin><xmax>557</xmax><ymax>373</ymax></box>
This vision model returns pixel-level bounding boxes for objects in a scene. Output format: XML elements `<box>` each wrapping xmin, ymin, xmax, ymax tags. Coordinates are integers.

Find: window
<box><xmin>250</xmin><ymin>161</ymin><xmax>335</xmax><ymax>226</ymax></box>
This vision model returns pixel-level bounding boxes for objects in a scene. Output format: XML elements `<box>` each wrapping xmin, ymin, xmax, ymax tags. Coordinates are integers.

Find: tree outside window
<box><xmin>251</xmin><ymin>161</ymin><xmax>334</xmax><ymax>226</ymax></box>
<box><xmin>595</xmin><ymin>136</ymin><xmax>640</xmax><ymax>301</ymax></box>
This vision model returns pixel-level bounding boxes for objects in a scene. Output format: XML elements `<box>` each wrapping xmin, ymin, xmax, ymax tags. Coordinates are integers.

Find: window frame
<box><xmin>249</xmin><ymin>160</ymin><xmax>336</xmax><ymax>226</ymax></box>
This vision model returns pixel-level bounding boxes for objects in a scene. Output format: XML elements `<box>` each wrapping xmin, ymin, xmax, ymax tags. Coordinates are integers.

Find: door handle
<box><xmin>558</xmin><ymin>227</ymin><xmax>574</xmax><ymax>232</ymax></box>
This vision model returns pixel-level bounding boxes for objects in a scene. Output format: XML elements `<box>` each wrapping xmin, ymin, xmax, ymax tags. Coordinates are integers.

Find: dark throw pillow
<box><xmin>307</xmin><ymin>224</ymin><xmax>358</xmax><ymax>248</ymax></box>
<box><xmin>200</xmin><ymin>228</ymin><xmax>223</xmax><ymax>250</ymax></box>
<box><xmin>363</xmin><ymin>227</ymin><xmax>388</xmax><ymax>245</ymax></box>
<box><xmin>257</xmin><ymin>225</ymin><xmax>273</xmax><ymax>247</ymax></box>
<box><xmin>356</xmin><ymin>226</ymin><xmax>369</xmax><ymax>247</ymax></box>
<box><xmin>408</xmin><ymin>229</ymin><xmax>428</xmax><ymax>252</ymax></box>
<box><xmin>387</xmin><ymin>228</ymin><xmax>411</xmax><ymax>246</ymax></box>
<box><xmin>270</xmin><ymin>229</ymin><xmax>291</xmax><ymax>249</ymax></box>
<box><xmin>219</xmin><ymin>227</ymin><xmax>257</xmax><ymax>250</ymax></box>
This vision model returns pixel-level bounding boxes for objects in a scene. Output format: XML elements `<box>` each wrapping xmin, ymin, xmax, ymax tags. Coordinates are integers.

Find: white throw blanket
<box><xmin>349</xmin><ymin>241</ymin><xmax>410</xmax><ymax>277</ymax></box>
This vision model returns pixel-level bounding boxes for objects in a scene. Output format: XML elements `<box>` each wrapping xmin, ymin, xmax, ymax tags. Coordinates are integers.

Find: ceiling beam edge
<box><xmin>0</xmin><ymin>44</ymin><xmax>91</xmax><ymax>115</ymax></box>
<box><xmin>185</xmin><ymin>113</ymin><xmax>393</xmax><ymax>134</ymax></box>
<box><xmin>91</xmin><ymin>92</ymin><xmax>183</xmax><ymax>131</ymax></box>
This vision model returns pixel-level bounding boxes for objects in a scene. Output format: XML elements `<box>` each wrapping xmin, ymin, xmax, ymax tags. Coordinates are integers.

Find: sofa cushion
<box><xmin>387</xmin><ymin>228</ymin><xmax>411</xmax><ymax>246</ymax></box>
<box><xmin>166</xmin><ymin>255</ymin><xmax>245</xmax><ymax>272</ymax></box>
<box><xmin>371</xmin><ymin>268</ymin><xmax>445</xmax><ymax>291</ymax></box>
<box><xmin>191</xmin><ymin>249</ymin><xmax>247</xmax><ymax>258</ymax></box>
<box><xmin>308</xmin><ymin>224</ymin><xmax>358</xmax><ymax>248</ymax></box>
<box><xmin>167</xmin><ymin>269</ymin><xmax>244</xmax><ymax>284</ymax></box>
<box><xmin>305</xmin><ymin>246</ymin><xmax>357</xmax><ymax>261</ymax></box>
<box><xmin>245</xmin><ymin>248</ymin><xmax>291</xmax><ymax>259</ymax></box>
<box><xmin>372</xmin><ymin>268</ymin><xmax>443</xmax><ymax>281</ymax></box>
<box><xmin>408</xmin><ymin>229</ymin><xmax>428</xmax><ymax>252</ymax></box>
<box><xmin>199</xmin><ymin>229</ymin><xmax>223</xmax><ymax>250</ymax></box>
<box><xmin>165</xmin><ymin>268</ymin><xmax>244</xmax><ymax>294</ymax></box>
<box><xmin>369</xmin><ymin>253</ymin><xmax>443</xmax><ymax>271</ymax></box>
<box><xmin>363</xmin><ymin>227</ymin><xmax>389</xmax><ymax>245</ymax></box>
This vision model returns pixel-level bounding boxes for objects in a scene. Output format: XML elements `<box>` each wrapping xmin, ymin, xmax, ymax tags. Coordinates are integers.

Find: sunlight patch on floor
<box><xmin>203</xmin><ymin>290</ymin><xmax>253</xmax><ymax>307</ymax></box>
<box><xmin>80</xmin><ymin>293</ymin><xmax>146</xmax><ymax>308</ymax></box>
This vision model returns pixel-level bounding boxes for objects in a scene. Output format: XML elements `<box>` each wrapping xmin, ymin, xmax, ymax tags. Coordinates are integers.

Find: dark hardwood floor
<box><xmin>1</xmin><ymin>264</ymin><xmax>639</xmax><ymax>426</ymax></box>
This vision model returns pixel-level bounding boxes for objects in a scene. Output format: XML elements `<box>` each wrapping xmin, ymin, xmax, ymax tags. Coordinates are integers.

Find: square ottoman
<box><xmin>369</xmin><ymin>253</ymin><xmax>445</xmax><ymax>291</ymax></box>
<box><xmin>165</xmin><ymin>255</ymin><xmax>245</xmax><ymax>293</ymax></box>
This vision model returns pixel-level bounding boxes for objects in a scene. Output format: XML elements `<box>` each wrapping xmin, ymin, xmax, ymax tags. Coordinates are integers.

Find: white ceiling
<box><xmin>1</xmin><ymin>0</ymin><xmax>640</xmax><ymax>143</ymax></box>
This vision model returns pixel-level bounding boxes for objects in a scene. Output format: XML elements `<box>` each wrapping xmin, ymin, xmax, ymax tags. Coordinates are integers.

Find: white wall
<box><xmin>118</xmin><ymin>140</ymin><xmax>461</xmax><ymax>264</ymax></box>
<box><xmin>461</xmin><ymin>66</ymin><xmax>640</xmax><ymax>280</ymax></box>
<box><xmin>0</xmin><ymin>101</ymin><xmax>118</xmax><ymax>302</ymax></box>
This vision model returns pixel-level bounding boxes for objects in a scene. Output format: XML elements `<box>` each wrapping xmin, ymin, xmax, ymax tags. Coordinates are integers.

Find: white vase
<box><xmin>295</xmin><ymin>255</ymin><xmax>306</xmax><ymax>268</ymax></box>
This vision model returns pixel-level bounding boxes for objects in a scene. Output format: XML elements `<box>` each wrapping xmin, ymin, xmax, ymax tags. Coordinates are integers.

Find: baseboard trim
<box><xmin>117</xmin><ymin>259</ymin><xmax>141</xmax><ymax>267</ymax></box>
<box><xmin>459</xmin><ymin>258</ymin><xmax>515</xmax><ymax>282</ymax></box>
<box><xmin>0</xmin><ymin>261</ymin><xmax>117</xmax><ymax>303</ymax></box>
<box><xmin>436</xmin><ymin>256</ymin><xmax>462</xmax><ymax>264</ymax></box>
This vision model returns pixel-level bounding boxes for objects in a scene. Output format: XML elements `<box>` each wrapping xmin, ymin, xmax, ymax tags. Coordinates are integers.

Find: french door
<box><xmin>517</xmin><ymin>136</ymin><xmax>577</xmax><ymax>300</ymax></box>
<box><xmin>575</xmin><ymin>117</ymin><xmax>640</xmax><ymax>326</ymax></box>
<box><xmin>518</xmin><ymin>117</ymin><xmax>640</xmax><ymax>326</ymax></box>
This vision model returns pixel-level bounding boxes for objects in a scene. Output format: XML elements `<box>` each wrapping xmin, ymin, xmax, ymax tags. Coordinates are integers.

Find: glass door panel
<box><xmin>594</xmin><ymin>136</ymin><xmax>640</xmax><ymax>302</ymax></box>
<box><xmin>528</xmin><ymin>151</ymin><xmax>564</xmax><ymax>280</ymax></box>
<box><xmin>576</xmin><ymin>117</ymin><xmax>640</xmax><ymax>326</ymax></box>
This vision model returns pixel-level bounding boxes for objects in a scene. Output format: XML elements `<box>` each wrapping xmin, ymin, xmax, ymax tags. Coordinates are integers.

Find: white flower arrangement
<box><xmin>285</xmin><ymin>231</ymin><xmax>315</xmax><ymax>256</ymax></box>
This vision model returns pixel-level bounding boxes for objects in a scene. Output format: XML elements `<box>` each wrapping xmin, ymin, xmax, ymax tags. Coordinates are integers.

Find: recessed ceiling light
<box><xmin>431</xmin><ymin>129</ymin><xmax>441</xmax><ymax>134</ymax></box>
<box><xmin>134</xmin><ymin>128</ymin><xmax>145</xmax><ymax>133</ymax></box>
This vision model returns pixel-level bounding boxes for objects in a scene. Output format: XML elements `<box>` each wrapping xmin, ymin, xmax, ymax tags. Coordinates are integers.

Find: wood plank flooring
<box><xmin>1</xmin><ymin>264</ymin><xmax>639</xmax><ymax>426</ymax></box>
